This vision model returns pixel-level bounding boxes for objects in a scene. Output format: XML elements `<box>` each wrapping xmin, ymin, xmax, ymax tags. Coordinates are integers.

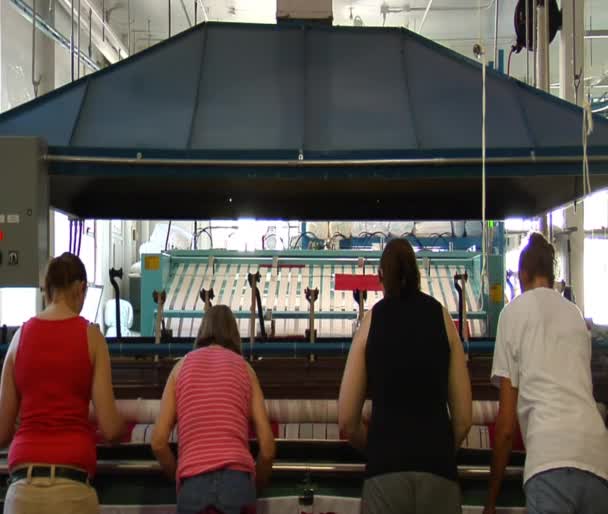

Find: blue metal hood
<box><xmin>0</xmin><ymin>21</ymin><xmax>607</xmax><ymax>220</ymax></box>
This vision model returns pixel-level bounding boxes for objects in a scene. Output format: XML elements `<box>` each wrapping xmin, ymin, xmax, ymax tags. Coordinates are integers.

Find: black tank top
<box><xmin>365</xmin><ymin>292</ymin><xmax>457</xmax><ymax>482</ymax></box>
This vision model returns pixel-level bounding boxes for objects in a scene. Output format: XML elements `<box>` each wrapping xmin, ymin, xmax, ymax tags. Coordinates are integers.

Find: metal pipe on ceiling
<box><xmin>70</xmin><ymin>0</ymin><xmax>75</xmax><ymax>80</ymax></box>
<box><xmin>418</xmin><ymin>0</ymin><xmax>434</xmax><ymax>34</ymax></box>
<box><xmin>179</xmin><ymin>0</ymin><xmax>193</xmax><ymax>27</ymax></box>
<box><xmin>493</xmin><ymin>0</ymin><xmax>499</xmax><ymax>66</ymax></box>
<box><xmin>32</xmin><ymin>0</ymin><xmax>41</xmax><ymax>96</ymax></box>
<box><xmin>127</xmin><ymin>0</ymin><xmax>131</xmax><ymax>54</ymax></box>
<box><xmin>58</xmin><ymin>0</ymin><xmax>128</xmax><ymax>58</ymax></box>
<box><xmin>9</xmin><ymin>0</ymin><xmax>99</xmax><ymax>71</ymax></box>
<box><xmin>197</xmin><ymin>0</ymin><xmax>209</xmax><ymax>22</ymax></box>
<box><xmin>394</xmin><ymin>0</ymin><xmax>496</xmax><ymax>13</ymax></box>
<box><xmin>77</xmin><ymin>0</ymin><xmax>82</xmax><ymax>79</ymax></box>
<box><xmin>45</xmin><ymin>154</ymin><xmax>608</xmax><ymax>167</ymax></box>
<box><xmin>168</xmin><ymin>0</ymin><xmax>172</xmax><ymax>38</ymax></box>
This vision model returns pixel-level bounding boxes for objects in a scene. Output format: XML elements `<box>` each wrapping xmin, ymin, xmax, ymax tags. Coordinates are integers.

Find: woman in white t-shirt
<box><xmin>484</xmin><ymin>233</ymin><xmax>608</xmax><ymax>514</ymax></box>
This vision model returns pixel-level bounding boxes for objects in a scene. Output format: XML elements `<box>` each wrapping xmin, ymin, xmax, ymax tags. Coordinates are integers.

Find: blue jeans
<box><xmin>177</xmin><ymin>469</ymin><xmax>256</xmax><ymax>514</ymax></box>
<box><xmin>525</xmin><ymin>468</ymin><xmax>608</xmax><ymax>514</ymax></box>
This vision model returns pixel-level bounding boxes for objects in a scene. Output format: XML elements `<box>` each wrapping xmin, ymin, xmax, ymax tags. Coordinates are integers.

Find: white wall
<box><xmin>0</xmin><ymin>0</ymin><xmax>35</xmax><ymax>112</ymax></box>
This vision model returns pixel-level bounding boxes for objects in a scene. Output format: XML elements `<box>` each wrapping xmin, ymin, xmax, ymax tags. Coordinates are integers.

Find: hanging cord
<box><xmin>474</xmin><ymin>8</ymin><xmax>489</xmax><ymax>316</ymax></box>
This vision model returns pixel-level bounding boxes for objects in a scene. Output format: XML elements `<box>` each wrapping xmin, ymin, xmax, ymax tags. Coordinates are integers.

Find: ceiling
<box><xmin>80</xmin><ymin>0</ymin><xmax>608</xmax><ymax>94</ymax></box>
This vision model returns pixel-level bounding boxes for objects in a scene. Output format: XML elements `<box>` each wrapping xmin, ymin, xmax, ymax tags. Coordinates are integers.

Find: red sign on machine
<box><xmin>334</xmin><ymin>274</ymin><xmax>382</xmax><ymax>292</ymax></box>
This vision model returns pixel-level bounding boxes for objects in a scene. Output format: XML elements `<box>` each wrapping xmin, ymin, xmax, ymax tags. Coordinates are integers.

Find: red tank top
<box><xmin>176</xmin><ymin>346</ymin><xmax>254</xmax><ymax>482</ymax></box>
<box><xmin>8</xmin><ymin>317</ymin><xmax>96</xmax><ymax>476</ymax></box>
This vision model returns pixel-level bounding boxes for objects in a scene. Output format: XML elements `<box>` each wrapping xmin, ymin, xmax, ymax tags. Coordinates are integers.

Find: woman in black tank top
<box><xmin>338</xmin><ymin>239</ymin><xmax>472</xmax><ymax>514</ymax></box>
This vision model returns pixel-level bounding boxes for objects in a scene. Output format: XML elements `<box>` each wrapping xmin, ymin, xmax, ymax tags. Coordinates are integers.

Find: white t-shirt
<box><xmin>491</xmin><ymin>287</ymin><xmax>608</xmax><ymax>484</ymax></box>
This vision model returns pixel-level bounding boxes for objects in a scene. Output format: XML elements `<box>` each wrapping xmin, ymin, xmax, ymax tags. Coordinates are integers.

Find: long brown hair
<box><xmin>195</xmin><ymin>305</ymin><xmax>242</xmax><ymax>354</ymax></box>
<box><xmin>519</xmin><ymin>232</ymin><xmax>556</xmax><ymax>288</ymax></box>
<box><xmin>43</xmin><ymin>252</ymin><xmax>87</xmax><ymax>303</ymax></box>
<box><xmin>379</xmin><ymin>238</ymin><xmax>421</xmax><ymax>299</ymax></box>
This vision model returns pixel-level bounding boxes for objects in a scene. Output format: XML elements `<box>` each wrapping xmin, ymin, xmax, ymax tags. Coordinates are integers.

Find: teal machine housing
<box><xmin>140</xmin><ymin>240</ymin><xmax>506</xmax><ymax>340</ymax></box>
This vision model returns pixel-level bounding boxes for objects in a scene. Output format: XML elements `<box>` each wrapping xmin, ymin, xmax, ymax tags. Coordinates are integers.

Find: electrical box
<box><xmin>277</xmin><ymin>0</ymin><xmax>333</xmax><ymax>21</ymax></box>
<box><xmin>0</xmin><ymin>137</ymin><xmax>49</xmax><ymax>288</ymax></box>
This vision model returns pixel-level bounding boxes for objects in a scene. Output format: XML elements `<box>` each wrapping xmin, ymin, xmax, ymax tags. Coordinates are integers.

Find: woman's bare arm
<box><xmin>338</xmin><ymin>311</ymin><xmax>371</xmax><ymax>452</ymax></box>
<box><xmin>443</xmin><ymin>307</ymin><xmax>473</xmax><ymax>449</ymax></box>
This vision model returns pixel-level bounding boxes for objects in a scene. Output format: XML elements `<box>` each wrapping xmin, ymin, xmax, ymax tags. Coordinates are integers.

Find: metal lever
<box><xmin>152</xmin><ymin>290</ymin><xmax>167</xmax><ymax>348</ymax></box>
<box><xmin>353</xmin><ymin>289</ymin><xmax>368</xmax><ymax>323</ymax></box>
<box><xmin>247</xmin><ymin>272</ymin><xmax>261</xmax><ymax>359</ymax></box>
<box><xmin>305</xmin><ymin>287</ymin><xmax>319</xmax><ymax>363</ymax></box>
<box><xmin>454</xmin><ymin>272</ymin><xmax>469</xmax><ymax>343</ymax></box>
<box><xmin>109</xmin><ymin>268</ymin><xmax>123</xmax><ymax>339</ymax></box>
<box><xmin>199</xmin><ymin>288</ymin><xmax>215</xmax><ymax>312</ymax></box>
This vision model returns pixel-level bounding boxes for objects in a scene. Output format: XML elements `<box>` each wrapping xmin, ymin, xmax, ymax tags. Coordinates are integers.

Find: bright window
<box><xmin>585</xmin><ymin>238</ymin><xmax>608</xmax><ymax>325</ymax></box>
<box><xmin>0</xmin><ymin>288</ymin><xmax>37</xmax><ymax>326</ymax></box>
<box><xmin>584</xmin><ymin>190</ymin><xmax>608</xmax><ymax>324</ymax></box>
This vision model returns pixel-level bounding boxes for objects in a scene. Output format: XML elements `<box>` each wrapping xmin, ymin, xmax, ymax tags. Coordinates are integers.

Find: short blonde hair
<box><xmin>195</xmin><ymin>305</ymin><xmax>241</xmax><ymax>354</ymax></box>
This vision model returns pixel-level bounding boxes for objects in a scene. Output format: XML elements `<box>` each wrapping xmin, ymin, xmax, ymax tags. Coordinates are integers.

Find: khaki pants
<box><xmin>362</xmin><ymin>471</ymin><xmax>462</xmax><ymax>514</ymax></box>
<box><xmin>3</xmin><ymin>466</ymin><xmax>98</xmax><ymax>514</ymax></box>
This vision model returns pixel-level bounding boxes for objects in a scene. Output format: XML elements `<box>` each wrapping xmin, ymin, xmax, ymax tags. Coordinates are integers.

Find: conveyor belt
<box><xmin>161</xmin><ymin>258</ymin><xmax>483</xmax><ymax>338</ymax></box>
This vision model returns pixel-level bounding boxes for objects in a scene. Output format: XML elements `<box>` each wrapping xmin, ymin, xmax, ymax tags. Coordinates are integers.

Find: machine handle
<box><xmin>109</xmin><ymin>268</ymin><xmax>123</xmax><ymax>339</ymax></box>
<box><xmin>453</xmin><ymin>272</ymin><xmax>468</xmax><ymax>342</ymax></box>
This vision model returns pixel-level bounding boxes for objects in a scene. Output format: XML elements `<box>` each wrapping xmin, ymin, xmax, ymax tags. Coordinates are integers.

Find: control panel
<box><xmin>0</xmin><ymin>137</ymin><xmax>49</xmax><ymax>287</ymax></box>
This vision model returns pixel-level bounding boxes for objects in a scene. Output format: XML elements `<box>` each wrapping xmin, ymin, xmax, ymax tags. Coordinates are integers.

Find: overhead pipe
<box><xmin>31</xmin><ymin>0</ymin><xmax>41</xmax><ymax>96</ymax></box>
<box><xmin>45</xmin><ymin>154</ymin><xmax>608</xmax><ymax>167</ymax></box>
<box><xmin>71</xmin><ymin>0</ymin><xmax>75</xmax><ymax>80</ymax></box>
<box><xmin>417</xmin><ymin>0</ymin><xmax>433</xmax><ymax>34</ymax></box>
<box><xmin>168</xmin><ymin>0</ymin><xmax>172</xmax><ymax>38</ymax></box>
<box><xmin>9</xmin><ymin>0</ymin><xmax>99</xmax><ymax>72</ymax></box>
<box><xmin>56</xmin><ymin>0</ymin><xmax>128</xmax><ymax>60</ymax></box>
<box><xmin>77</xmin><ymin>0</ymin><xmax>82</xmax><ymax>79</ymax></box>
<box><xmin>127</xmin><ymin>0</ymin><xmax>131</xmax><ymax>53</ymax></box>
<box><xmin>179</xmin><ymin>0</ymin><xmax>193</xmax><ymax>27</ymax></box>
<box><xmin>386</xmin><ymin>0</ymin><xmax>496</xmax><ymax>14</ymax></box>
<box><xmin>197</xmin><ymin>0</ymin><xmax>209</xmax><ymax>22</ymax></box>
<box><xmin>493</xmin><ymin>0</ymin><xmax>500</xmax><ymax>67</ymax></box>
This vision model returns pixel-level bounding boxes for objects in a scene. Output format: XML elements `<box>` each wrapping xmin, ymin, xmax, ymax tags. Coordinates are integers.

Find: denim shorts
<box><xmin>525</xmin><ymin>467</ymin><xmax>608</xmax><ymax>514</ymax></box>
<box><xmin>177</xmin><ymin>469</ymin><xmax>255</xmax><ymax>514</ymax></box>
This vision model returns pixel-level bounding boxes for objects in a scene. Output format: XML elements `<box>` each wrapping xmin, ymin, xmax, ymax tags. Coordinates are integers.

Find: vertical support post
<box><xmin>88</xmin><ymin>8</ymin><xmax>92</xmax><ymax>57</ymax></box>
<box><xmin>560</xmin><ymin>0</ymin><xmax>585</xmax><ymax>312</ymax></box>
<box><xmin>487</xmin><ymin>255</ymin><xmax>506</xmax><ymax>337</ymax></box>
<box><xmin>71</xmin><ymin>0</ymin><xmax>75</xmax><ymax>81</ymax></box>
<box><xmin>77</xmin><ymin>0</ymin><xmax>82</xmax><ymax>79</ymax></box>
<box><xmin>127</xmin><ymin>0</ymin><xmax>132</xmax><ymax>54</ymax></box>
<box><xmin>560</xmin><ymin>0</ymin><xmax>585</xmax><ymax>105</ymax></box>
<box><xmin>31</xmin><ymin>0</ymin><xmax>54</xmax><ymax>97</ymax></box>
<box><xmin>141</xmin><ymin>254</ymin><xmax>168</xmax><ymax>337</ymax></box>
<box><xmin>493</xmin><ymin>0</ymin><xmax>500</xmax><ymax>67</ymax></box>
<box><xmin>168</xmin><ymin>0</ymin><xmax>172</xmax><ymax>38</ymax></box>
<box><xmin>532</xmin><ymin>0</ymin><xmax>537</xmax><ymax>86</ymax></box>
<box><xmin>525</xmin><ymin>0</ymin><xmax>530</xmax><ymax>84</ymax></box>
<box><xmin>565</xmin><ymin>205</ymin><xmax>585</xmax><ymax>313</ymax></box>
<box><xmin>536</xmin><ymin>0</ymin><xmax>549</xmax><ymax>91</ymax></box>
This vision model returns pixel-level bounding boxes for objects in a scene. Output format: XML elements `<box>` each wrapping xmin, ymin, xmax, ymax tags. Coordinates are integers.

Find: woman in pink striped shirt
<box><xmin>151</xmin><ymin>305</ymin><xmax>275</xmax><ymax>514</ymax></box>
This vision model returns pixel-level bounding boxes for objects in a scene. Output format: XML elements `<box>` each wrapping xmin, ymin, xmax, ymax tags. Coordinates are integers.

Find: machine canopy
<box><xmin>1</xmin><ymin>21</ymin><xmax>608</xmax><ymax>219</ymax></box>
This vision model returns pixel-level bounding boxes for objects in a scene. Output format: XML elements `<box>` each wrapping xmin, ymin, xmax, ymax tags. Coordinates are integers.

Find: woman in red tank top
<box><xmin>0</xmin><ymin>253</ymin><xmax>125</xmax><ymax>514</ymax></box>
<box><xmin>152</xmin><ymin>305</ymin><xmax>275</xmax><ymax>514</ymax></box>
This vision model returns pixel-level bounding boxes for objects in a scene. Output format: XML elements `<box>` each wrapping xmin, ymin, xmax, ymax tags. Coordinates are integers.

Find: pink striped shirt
<box><xmin>176</xmin><ymin>346</ymin><xmax>254</xmax><ymax>482</ymax></box>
